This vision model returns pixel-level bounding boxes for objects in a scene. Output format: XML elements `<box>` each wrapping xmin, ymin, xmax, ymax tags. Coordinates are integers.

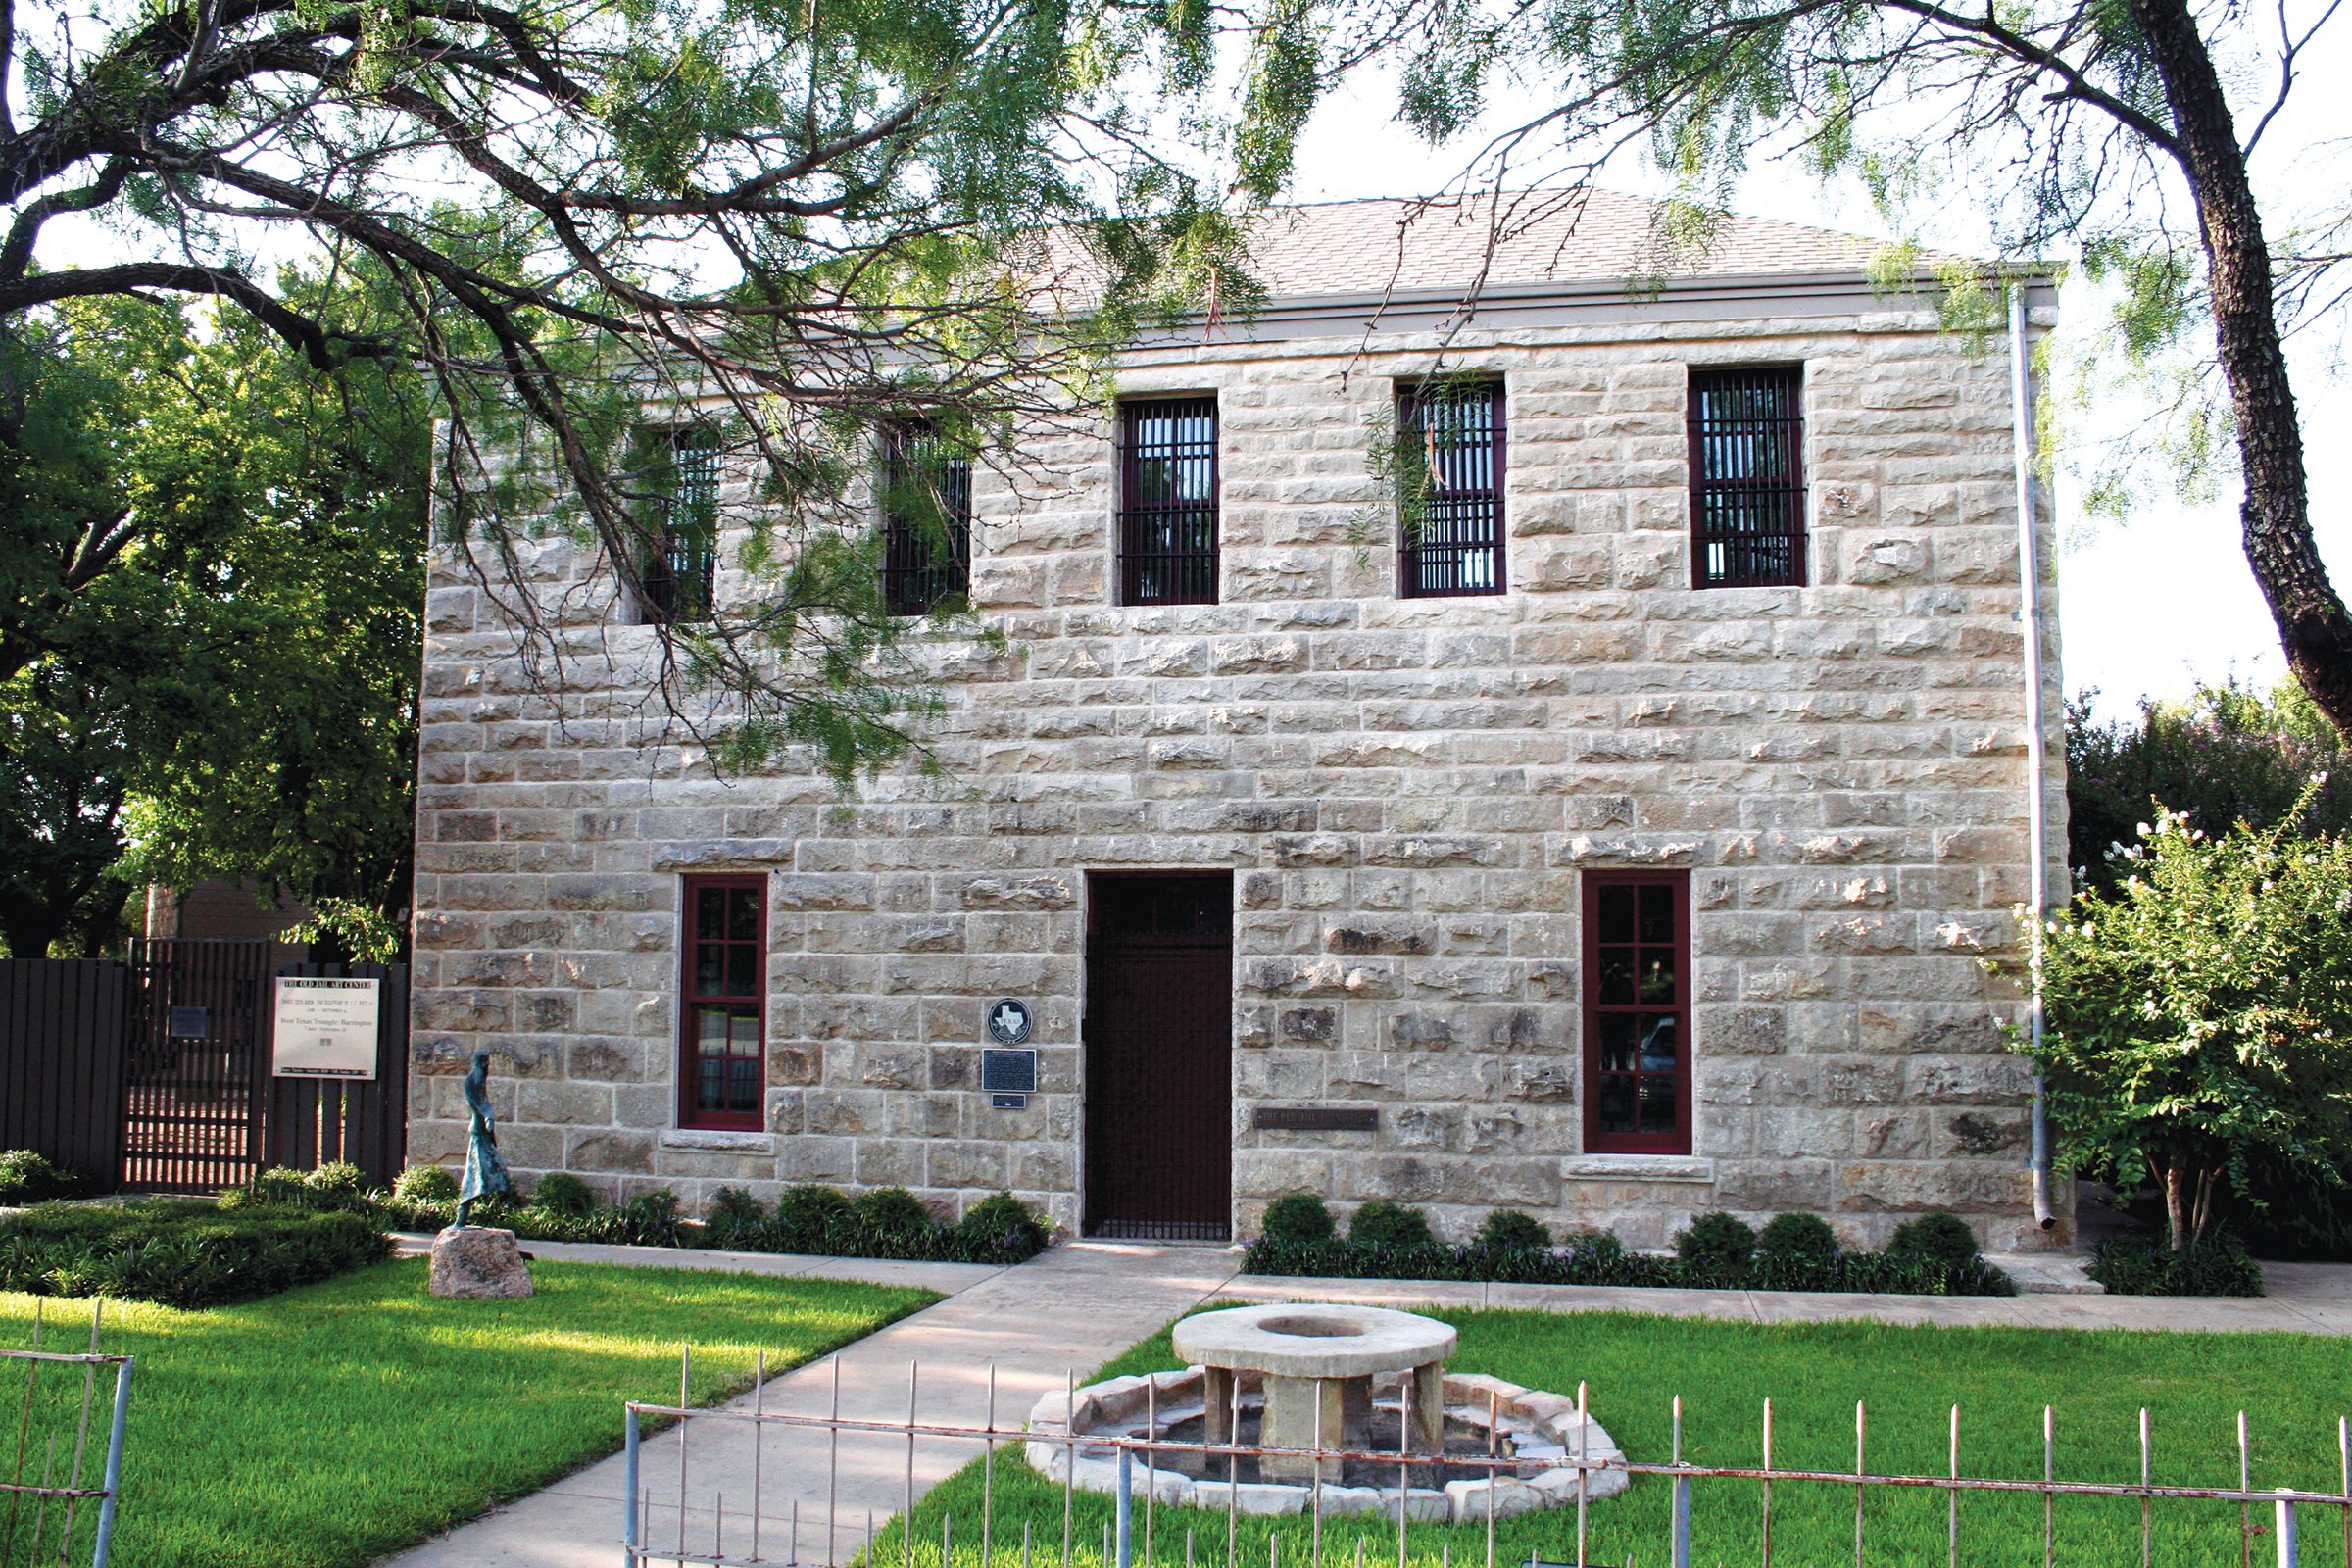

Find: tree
<box><xmin>1268</xmin><ymin>0</ymin><xmax>2351</xmax><ymax>725</ymax></box>
<box><xmin>0</xmin><ymin>291</ymin><xmax>425</xmax><ymax>956</ymax></box>
<box><xmin>0</xmin><ymin>0</ymin><xmax>1258</xmax><ymax>770</ymax></box>
<box><xmin>2067</xmin><ymin>679</ymin><xmax>2352</xmax><ymax>891</ymax></box>
<box><xmin>2022</xmin><ymin>799</ymin><xmax>2352</xmax><ymax>1250</ymax></box>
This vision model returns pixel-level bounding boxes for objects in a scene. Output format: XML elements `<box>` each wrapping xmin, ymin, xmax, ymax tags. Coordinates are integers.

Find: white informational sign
<box><xmin>271</xmin><ymin>976</ymin><xmax>381</xmax><ymax>1080</ymax></box>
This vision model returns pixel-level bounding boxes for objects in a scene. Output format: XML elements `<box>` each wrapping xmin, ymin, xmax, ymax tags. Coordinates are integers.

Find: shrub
<box><xmin>2021</xmin><ymin>795</ymin><xmax>2352</xmax><ymax>1250</ymax></box>
<box><xmin>1475</xmin><ymin>1209</ymin><xmax>1551</xmax><ymax>1251</ymax></box>
<box><xmin>1757</xmin><ymin>1212</ymin><xmax>1839</xmax><ymax>1264</ymax></box>
<box><xmin>530</xmin><ymin>1172</ymin><xmax>598</xmax><ymax>1218</ymax></box>
<box><xmin>1348</xmin><ymin>1200</ymin><xmax>1434</xmax><ymax>1250</ymax></box>
<box><xmin>1886</xmin><ymin>1212</ymin><xmax>1983</xmax><ymax>1270</ymax></box>
<box><xmin>774</xmin><ymin>1185</ymin><xmax>856</xmax><ymax>1252</ymax></box>
<box><xmin>1259</xmin><ymin>1194</ymin><xmax>1337</xmax><ymax>1245</ymax></box>
<box><xmin>851</xmin><ymin>1187</ymin><xmax>936</xmax><ymax>1253</ymax></box>
<box><xmin>2089</xmin><ymin>1231</ymin><xmax>2267</xmax><ymax>1297</ymax></box>
<box><xmin>0</xmin><ymin>1200</ymin><xmax>389</xmax><ymax>1307</ymax></box>
<box><xmin>1674</xmin><ymin>1211</ymin><xmax>1757</xmax><ymax>1286</ymax></box>
<box><xmin>0</xmin><ymin>1151</ymin><xmax>99</xmax><ymax>1205</ymax></box>
<box><xmin>703</xmin><ymin>1187</ymin><xmax>772</xmax><ymax>1250</ymax></box>
<box><xmin>610</xmin><ymin>1190</ymin><xmax>685</xmax><ymax>1247</ymax></box>
<box><xmin>392</xmin><ymin>1164</ymin><xmax>459</xmax><ymax>1205</ymax></box>
<box><xmin>951</xmin><ymin>1193</ymin><xmax>1052</xmax><ymax>1263</ymax></box>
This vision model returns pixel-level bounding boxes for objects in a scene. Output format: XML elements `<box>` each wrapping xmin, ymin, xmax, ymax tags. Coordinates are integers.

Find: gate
<box><xmin>1083</xmin><ymin>873</ymin><xmax>1233</xmax><ymax>1241</ymax></box>
<box><xmin>120</xmin><ymin>939</ymin><xmax>286</xmax><ymax>1191</ymax></box>
<box><xmin>117</xmin><ymin>939</ymin><xmax>408</xmax><ymax>1192</ymax></box>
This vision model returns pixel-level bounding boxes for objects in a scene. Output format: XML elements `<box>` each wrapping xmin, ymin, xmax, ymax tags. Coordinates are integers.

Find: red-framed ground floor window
<box><xmin>1583</xmin><ymin>870</ymin><xmax>1691</xmax><ymax>1153</ymax></box>
<box><xmin>681</xmin><ymin>874</ymin><xmax>764</xmax><ymax>1129</ymax></box>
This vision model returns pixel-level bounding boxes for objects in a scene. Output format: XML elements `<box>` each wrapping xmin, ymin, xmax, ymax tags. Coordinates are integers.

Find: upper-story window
<box><xmin>1690</xmin><ymin>367</ymin><xmax>1806</xmax><ymax>588</ymax></box>
<box><xmin>880</xmin><ymin>423</ymin><xmax>972</xmax><ymax>615</ymax></box>
<box><xmin>1396</xmin><ymin>379</ymin><xmax>1507</xmax><ymax>597</ymax></box>
<box><xmin>1116</xmin><ymin>396</ymin><xmax>1219</xmax><ymax>606</ymax></box>
<box><xmin>642</xmin><ymin>425</ymin><xmax>721</xmax><ymax>622</ymax></box>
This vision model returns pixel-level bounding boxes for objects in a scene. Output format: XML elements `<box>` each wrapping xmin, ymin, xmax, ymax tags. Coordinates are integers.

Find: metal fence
<box><xmin>620</xmin><ymin>1352</ymin><xmax>2352</xmax><ymax>1568</ymax></box>
<box><xmin>1</xmin><ymin>1303</ymin><xmax>134</xmax><ymax>1568</ymax></box>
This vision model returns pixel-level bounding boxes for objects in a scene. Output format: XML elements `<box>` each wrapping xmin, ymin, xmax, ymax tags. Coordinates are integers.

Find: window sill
<box><xmin>661</xmin><ymin>1128</ymin><xmax>777</xmax><ymax>1154</ymax></box>
<box><xmin>1562</xmin><ymin>1154</ymin><xmax>1715</xmax><ymax>1184</ymax></box>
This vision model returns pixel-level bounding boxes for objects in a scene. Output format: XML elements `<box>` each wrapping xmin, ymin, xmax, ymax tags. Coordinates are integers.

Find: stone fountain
<box><xmin>1026</xmin><ymin>1303</ymin><xmax>1627</xmax><ymax>1521</ymax></box>
<box><xmin>1173</xmin><ymin>1305</ymin><xmax>1453</xmax><ymax>1482</ymax></box>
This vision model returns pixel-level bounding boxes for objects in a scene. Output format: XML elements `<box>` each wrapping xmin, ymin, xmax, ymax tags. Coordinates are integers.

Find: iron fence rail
<box><xmin>620</xmin><ymin>1351</ymin><xmax>2352</xmax><ymax>1568</ymax></box>
<box><xmin>2</xmin><ymin>1305</ymin><xmax>134</xmax><ymax>1568</ymax></box>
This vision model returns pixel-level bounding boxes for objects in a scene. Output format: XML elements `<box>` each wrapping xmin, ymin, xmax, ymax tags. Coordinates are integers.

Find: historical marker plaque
<box><xmin>271</xmin><ymin>976</ymin><xmax>381</xmax><ymax>1079</ymax></box>
<box><xmin>1253</xmin><ymin>1105</ymin><xmax>1378</xmax><ymax>1133</ymax></box>
<box><xmin>981</xmin><ymin>1048</ymin><xmax>1038</xmax><ymax>1096</ymax></box>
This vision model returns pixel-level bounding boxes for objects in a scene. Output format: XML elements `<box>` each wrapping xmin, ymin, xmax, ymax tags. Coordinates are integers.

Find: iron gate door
<box><xmin>1083</xmin><ymin>873</ymin><xmax>1233</xmax><ymax>1240</ymax></box>
<box><xmin>121</xmin><ymin>938</ymin><xmax>286</xmax><ymax>1191</ymax></box>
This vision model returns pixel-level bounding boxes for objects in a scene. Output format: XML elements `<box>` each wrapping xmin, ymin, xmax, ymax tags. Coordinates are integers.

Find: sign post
<box><xmin>271</xmin><ymin>976</ymin><xmax>382</xmax><ymax>1080</ymax></box>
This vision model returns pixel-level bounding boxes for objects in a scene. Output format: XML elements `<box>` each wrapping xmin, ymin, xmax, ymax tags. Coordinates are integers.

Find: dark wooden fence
<box><xmin>1</xmin><ymin>944</ymin><xmax>409</xmax><ymax>1194</ymax></box>
<box><xmin>0</xmin><ymin>960</ymin><xmax>129</xmax><ymax>1183</ymax></box>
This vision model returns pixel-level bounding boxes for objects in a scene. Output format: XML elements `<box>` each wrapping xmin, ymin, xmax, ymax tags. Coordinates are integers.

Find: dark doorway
<box><xmin>1083</xmin><ymin>872</ymin><xmax>1233</xmax><ymax>1240</ymax></box>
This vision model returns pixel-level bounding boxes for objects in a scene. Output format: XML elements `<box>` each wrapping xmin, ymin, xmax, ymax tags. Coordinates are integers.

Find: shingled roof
<box><xmin>1237</xmin><ymin>189</ymin><xmax>1892</xmax><ymax>298</ymax></box>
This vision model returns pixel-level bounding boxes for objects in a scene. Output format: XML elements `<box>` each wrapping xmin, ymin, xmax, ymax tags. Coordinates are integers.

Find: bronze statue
<box><xmin>456</xmin><ymin>1049</ymin><xmax>513</xmax><ymax>1227</ymax></box>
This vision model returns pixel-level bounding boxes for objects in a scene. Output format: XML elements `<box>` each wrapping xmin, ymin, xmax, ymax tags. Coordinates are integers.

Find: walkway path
<box><xmin>377</xmin><ymin>1240</ymin><xmax>2352</xmax><ymax>1567</ymax></box>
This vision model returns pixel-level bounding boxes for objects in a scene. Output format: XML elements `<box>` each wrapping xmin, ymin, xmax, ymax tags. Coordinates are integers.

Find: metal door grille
<box><xmin>1084</xmin><ymin>873</ymin><xmax>1232</xmax><ymax>1241</ymax></box>
<box><xmin>881</xmin><ymin>425</ymin><xmax>973</xmax><ymax>615</ymax></box>
<box><xmin>1116</xmin><ymin>398</ymin><xmax>1218</xmax><ymax>606</ymax></box>
<box><xmin>1690</xmin><ymin>367</ymin><xmax>1806</xmax><ymax>588</ymax></box>
<box><xmin>1397</xmin><ymin>381</ymin><xmax>1506</xmax><ymax>597</ymax></box>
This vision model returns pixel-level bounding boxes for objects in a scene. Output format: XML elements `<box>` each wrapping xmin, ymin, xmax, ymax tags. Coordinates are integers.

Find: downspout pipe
<box><xmin>2010</xmin><ymin>283</ymin><xmax>2059</xmax><ymax>1232</ymax></box>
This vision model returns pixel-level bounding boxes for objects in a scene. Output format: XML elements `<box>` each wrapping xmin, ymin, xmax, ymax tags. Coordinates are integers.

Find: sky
<box><xmin>1278</xmin><ymin>45</ymin><xmax>2352</xmax><ymax>724</ymax></box>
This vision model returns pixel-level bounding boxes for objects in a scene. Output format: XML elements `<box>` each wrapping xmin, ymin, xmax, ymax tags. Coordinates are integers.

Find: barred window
<box><xmin>1690</xmin><ymin>367</ymin><xmax>1806</xmax><ymax>588</ymax></box>
<box><xmin>1116</xmin><ymin>397</ymin><xmax>1218</xmax><ymax>606</ymax></box>
<box><xmin>880</xmin><ymin>424</ymin><xmax>972</xmax><ymax>615</ymax></box>
<box><xmin>642</xmin><ymin>425</ymin><xmax>721</xmax><ymax>622</ymax></box>
<box><xmin>1396</xmin><ymin>380</ymin><xmax>1506</xmax><ymax>597</ymax></box>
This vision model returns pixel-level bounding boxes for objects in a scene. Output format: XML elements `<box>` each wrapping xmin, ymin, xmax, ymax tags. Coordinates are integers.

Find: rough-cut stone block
<box><xmin>428</xmin><ymin>1227</ymin><xmax>533</xmax><ymax>1298</ymax></box>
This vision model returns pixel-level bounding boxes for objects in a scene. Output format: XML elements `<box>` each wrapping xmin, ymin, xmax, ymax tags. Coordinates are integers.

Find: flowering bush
<box><xmin>2021</xmin><ymin>796</ymin><xmax>2352</xmax><ymax>1250</ymax></box>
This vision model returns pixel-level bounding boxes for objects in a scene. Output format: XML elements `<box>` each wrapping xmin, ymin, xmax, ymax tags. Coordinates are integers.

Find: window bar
<box><xmin>883</xmin><ymin>425</ymin><xmax>973</xmax><ymax>615</ymax></box>
<box><xmin>648</xmin><ymin>428</ymin><xmax>720</xmax><ymax>620</ymax></box>
<box><xmin>1397</xmin><ymin>382</ymin><xmax>1505</xmax><ymax>598</ymax></box>
<box><xmin>1690</xmin><ymin>368</ymin><xmax>1805</xmax><ymax>589</ymax></box>
<box><xmin>1117</xmin><ymin>398</ymin><xmax>1219</xmax><ymax>606</ymax></box>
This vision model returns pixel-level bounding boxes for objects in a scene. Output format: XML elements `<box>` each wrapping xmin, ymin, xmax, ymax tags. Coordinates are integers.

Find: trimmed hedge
<box><xmin>701</xmin><ymin>1185</ymin><xmax>1051</xmax><ymax>1264</ymax></box>
<box><xmin>221</xmin><ymin>1165</ymin><xmax>1054</xmax><ymax>1264</ymax></box>
<box><xmin>2089</xmin><ymin>1232</ymin><xmax>2267</xmax><ymax>1297</ymax></box>
<box><xmin>1243</xmin><ymin>1198</ymin><xmax>2017</xmax><ymax>1297</ymax></box>
<box><xmin>0</xmin><ymin>1200</ymin><xmax>390</xmax><ymax>1307</ymax></box>
<box><xmin>0</xmin><ymin>1150</ymin><xmax>101</xmax><ymax>1206</ymax></box>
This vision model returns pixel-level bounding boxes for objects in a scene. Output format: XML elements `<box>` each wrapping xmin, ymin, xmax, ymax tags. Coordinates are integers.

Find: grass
<box><xmin>1</xmin><ymin>1258</ymin><xmax>935</xmax><ymax>1568</ymax></box>
<box><xmin>891</xmin><ymin>1304</ymin><xmax>2352</xmax><ymax>1568</ymax></box>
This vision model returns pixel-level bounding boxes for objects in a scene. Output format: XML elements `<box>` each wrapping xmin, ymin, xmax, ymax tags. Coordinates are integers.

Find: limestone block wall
<box><xmin>408</xmin><ymin>292</ymin><xmax>2068</xmax><ymax>1251</ymax></box>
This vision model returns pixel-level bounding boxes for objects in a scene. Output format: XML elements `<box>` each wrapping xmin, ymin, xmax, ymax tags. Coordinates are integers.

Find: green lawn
<box><xmin>1</xmin><ymin>1259</ymin><xmax>935</xmax><ymax>1568</ymax></box>
<box><xmin>894</xmin><ymin>1305</ymin><xmax>2352</xmax><ymax>1568</ymax></box>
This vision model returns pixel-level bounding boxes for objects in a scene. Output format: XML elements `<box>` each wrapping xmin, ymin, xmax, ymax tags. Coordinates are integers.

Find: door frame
<box><xmin>1079</xmin><ymin>869</ymin><xmax>1236</xmax><ymax>1240</ymax></box>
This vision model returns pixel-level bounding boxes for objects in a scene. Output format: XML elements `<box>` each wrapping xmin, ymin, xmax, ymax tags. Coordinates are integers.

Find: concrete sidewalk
<box><xmin>382</xmin><ymin>1241</ymin><xmax>1243</xmax><ymax>1568</ymax></box>
<box><xmin>377</xmin><ymin>1239</ymin><xmax>2352</xmax><ymax>1567</ymax></box>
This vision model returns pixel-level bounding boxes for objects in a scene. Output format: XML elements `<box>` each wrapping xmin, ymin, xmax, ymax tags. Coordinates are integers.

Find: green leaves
<box><xmin>2018</xmin><ymin>787</ymin><xmax>2352</xmax><ymax>1244</ymax></box>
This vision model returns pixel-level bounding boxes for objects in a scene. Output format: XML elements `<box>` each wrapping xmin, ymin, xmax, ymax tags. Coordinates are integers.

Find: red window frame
<box><xmin>1582</xmin><ymin>870</ymin><xmax>1692</xmax><ymax>1154</ymax></box>
<box><xmin>679</xmin><ymin>873</ymin><xmax>766</xmax><ymax>1130</ymax></box>
<box><xmin>1116</xmin><ymin>396</ymin><xmax>1220</xmax><ymax>606</ymax></box>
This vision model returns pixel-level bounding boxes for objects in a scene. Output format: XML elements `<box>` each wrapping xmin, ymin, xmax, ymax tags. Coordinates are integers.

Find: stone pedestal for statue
<box><xmin>428</xmin><ymin>1226</ymin><xmax>534</xmax><ymax>1298</ymax></box>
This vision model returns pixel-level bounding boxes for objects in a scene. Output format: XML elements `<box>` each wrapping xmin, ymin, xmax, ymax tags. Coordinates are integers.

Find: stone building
<box><xmin>409</xmin><ymin>191</ymin><xmax>2066</xmax><ymax>1250</ymax></box>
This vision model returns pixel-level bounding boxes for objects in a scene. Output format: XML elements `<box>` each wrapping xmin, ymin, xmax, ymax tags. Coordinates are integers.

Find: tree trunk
<box><xmin>2162</xmin><ymin>1160</ymin><xmax>2189</xmax><ymax>1251</ymax></box>
<box><xmin>2130</xmin><ymin>0</ymin><xmax>2352</xmax><ymax>729</ymax></box>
